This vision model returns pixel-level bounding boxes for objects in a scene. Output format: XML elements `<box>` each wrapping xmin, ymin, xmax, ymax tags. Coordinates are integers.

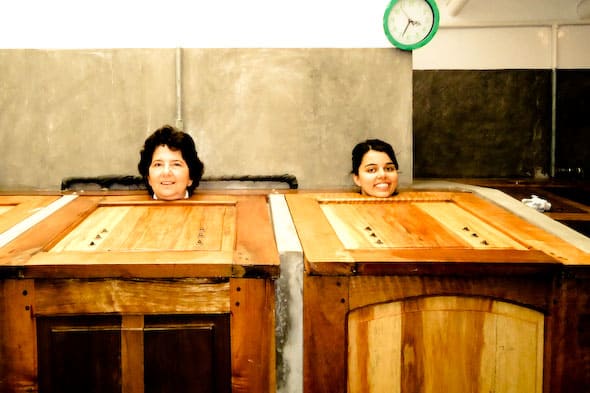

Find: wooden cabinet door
<box><xmin>37</xmin><ymin>314</ymin><xmax>231</xmax><ymax>393</ymax></box>
<box><xmin>37</xmin><ymin>315</ymin><xmax>123</xmax><ymax>393</ymax></box>
<box><xmin>144</xmin><ymin>315</ymin><xmax>231</xmax><ymax>393</ymax></box>
<box><xmin>348</xmin><ymin>296</ymin><xmax>544</xmax><ymax>393</ymax></box>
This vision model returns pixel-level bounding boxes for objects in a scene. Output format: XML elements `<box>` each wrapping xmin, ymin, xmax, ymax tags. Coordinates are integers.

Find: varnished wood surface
<box><xmin>0</xmin><ymin>195</ymin><xmax>61</xmax><ymax>234</ymax></box>
<box><xmin>49</xmin><ymin>204</ymin><xmax>236</xmax><ymax>252</ymax></box>
<box><xmin>230</xmin><ymin>278</ymin><xmax>276</xmax><ymax>393</ymax></box>
<box><xmin>0</xmin><ymin>279</ymin><xmax>37</xmax><ymax>392</ymax></box>
<box><xmin>121</xmin><ymin>315</ymin><xmax>144</xmax><ymax>393</ymax></box>
<box><xmin>34</xmin><ymin>278</ymin><xmax>230</xmax><ymax>315</ymax></box>
<box><xmin>348</xmin><ymin>296</ymin><xmax>544</xmax><ymax>393</ymax></box>
<box><xmin>348</xmin><ymin>275</ymin><xmax>554</xmax><ymax>312</ymax></box>
<box><xmin>302</xmin><ymin>272</ymin><xmax>557</xmax><ymax>393</ymax></box>
<box><xmin>286</xmin><ymin>191</ymin><xmax>590</xmax><ymax>275</ymax></box>
<box><xmin>550</xmin><ymin>270</ymin><xmax>590</xmax><ymax>392</ymax></box>
<box><xmin>303</xmin><ymin>275</ymin><xmax>348</xmax><ymax>393</ymax></box>
<box><xmin>0</xmin><ymin>193</ymin><xmax>279</xmax><ymax>278</ymax></box>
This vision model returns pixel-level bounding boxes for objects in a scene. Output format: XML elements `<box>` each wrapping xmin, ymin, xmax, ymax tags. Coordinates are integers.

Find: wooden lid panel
<box><xmin>1</xmin><ymin>194</ymin><xmax>279</xmax><ymax>278</ymax></box>
<box><xmin>321</xmin><ymin>203</ymin><xmax>464</xmax><ymax>249</ymax></box>
<box><xmin>286</xmin><ymin>192</ymin><xmax>569</xmax><ymax>274</ymax></box>
<box><xmin>50</xmin><ymin>205</ymin><xmax>235</xmax><ymax>252</ymax></box>
<box><xmin>414</xmin><ymin>202</ymin><xmax>527</xmax><ymax>250</ymax></box>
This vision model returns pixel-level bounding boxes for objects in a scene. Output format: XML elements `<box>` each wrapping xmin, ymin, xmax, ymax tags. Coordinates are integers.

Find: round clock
<box><xmin>383</xmin><ymin>0</ymin><xmax>440</xmax><ymax>51</ymax></box>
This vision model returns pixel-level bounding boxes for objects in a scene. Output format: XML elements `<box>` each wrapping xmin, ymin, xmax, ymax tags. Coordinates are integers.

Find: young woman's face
<box><xmin>353</xmin><ymin>150</ymin><xmax>398</xmax><ymax>197</ymax></box>
<box><xmin>148</xmin><ymin>145</ymin><xmax>192</xmax><ymax>200</ymax></box>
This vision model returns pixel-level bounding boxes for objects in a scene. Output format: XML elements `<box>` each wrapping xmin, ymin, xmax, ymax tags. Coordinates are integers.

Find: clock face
<box><xmin>384</xmin><ymin>0</ymin><xmax>439</xmax><ymax>50</ymax></box>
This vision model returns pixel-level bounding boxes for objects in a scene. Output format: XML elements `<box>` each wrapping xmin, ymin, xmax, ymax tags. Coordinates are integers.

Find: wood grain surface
<box><xmin>1</xmin><ymin>194</ymin><xmax>279</xmax><ymax>278</ymax></box>
<box><xmin>0</xmin><ymin>195</ymin><xmax>61</xmax><ymax>233</ymax></box>
<box><xmin>286</xmin><ymin>191</ymin><xmax>590</xmax><ymax>274</ymax></box>
<box><xmin>348</xmin><ymin>296</ymin><xmax>543</xmax><ymax>393</ymax></box>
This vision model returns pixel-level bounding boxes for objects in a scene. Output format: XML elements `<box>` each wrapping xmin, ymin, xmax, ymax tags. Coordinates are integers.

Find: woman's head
<box><xmin>138</xmin><ymin>125</ymin><xmax>204</xmax><ymax>200</ymax></box>
<box><xmin>351</xmin><ymin>139</ymin><xmax>399</xmax><ymax>197</ymax></box>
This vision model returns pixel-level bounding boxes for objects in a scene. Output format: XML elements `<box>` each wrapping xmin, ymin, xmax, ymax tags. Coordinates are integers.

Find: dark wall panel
<box><xmin>413</xmin><ymin>70</ymin><xmax>552</xmax><ymax>178</ymax></box>
<box><xmin>556</xmin><ymin>69</ymin><xmax>590</xmax><ymax>179</ymax></box>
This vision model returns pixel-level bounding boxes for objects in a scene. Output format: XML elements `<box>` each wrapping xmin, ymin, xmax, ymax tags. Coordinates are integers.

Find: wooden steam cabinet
<box><xmin>0</xmin><ymin>193</ymin><xmax>278</xmax><ymax>393</ymax></box>
<box><xmin>285</xmin><ymin>191</ymin><xmax>590</xmax><ymax>393</ymax></box>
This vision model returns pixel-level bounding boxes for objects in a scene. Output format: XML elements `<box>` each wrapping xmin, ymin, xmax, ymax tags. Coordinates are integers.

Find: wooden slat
<box><xmin>0</xmin><ymin>196</ymin><xmax>102</xmax><ymax>263</ymax></box>
<box><xmin>234</xmin><ymin>196</ymin><xmax>280</xmax><ymax>268</ymax></box>
<box><xmin>303</xmin><ymin>249</ymin><xmax>559</xmax><ymax>276</ymax></box>
<box><xmin>415</xmin><ymin>201</ymin><xmax>528</xmax><ymax>249</ymax></box>
<box><xmin>121</xmin><ymin>315</ymin><xmax>144</xmax><ymax>393</ymax></box>
<box><xmin>0</xmin><ymin>205</ymin><xmax>14</xmax><ymax>216</ymax></box>
<box><xmin>0</xmin><ymin>195</ymin><xmax>76</xmax><ymax>248</ymax></box>
<box><xmin>285</xmin><ymin>194</ymin><xmax>354</xmax><ymax>269</ymax></box>
<box><xmin>0</xmin><ymin>195</ymin><xmax>61</xmax><ymax>233</ymax></box>
<box><xmin>546</xmin><ymin>212</ymin><xmax>590</xmax><ymax>221</ymax></box>
<box><xmin>303</xmin><ymin>276</ymin><xmax>348</xmax><ymax>393</ymax></box>
<box><xmin>550</xmin><ymin>271</ymin><xmax>590</xmax><ymax>391</ymax></box>
<box><xmin>349</xmin><ymin>275</ymin><xmax>554</xmax><ymax>311</ymax></box>
<box><xmin>315</xmin><ymin>191</ymin><xmax>456</xmax><ymax>204</ymax></box>
<box><xmin>0</xmin><ymin>279</ymin><xmax>37</xmax><ymax>393</ymax></box>
<box><xmin>348</xmin><ymin>301</ymin><xmax>402</xmax><ymax>393</ymax></box>
<box><xmin>21</xmin><ymin>250</ymin><xmax>235</xmax><ymax>278</ymax></box>
<box><xmin>50</xmin><ymin>205</ymin><xmax>134</xmax><ymax>252</ymax></box>
<box><xmin>34</xmin><ymin>278</ymin><xmax>230</xmax><ymax>315</ymax></box>
<box><xmin>98</xmin><ymin>193</ymin><xmax>237</xmax><ymax>204</ymax></box>
<box><xmin>451</xmin><ymin>193</ymin><xmax>590</xmax><ymax>265</ymax></box>
<box><xmin>230</xmin><ymin>278</ymin><xmax>276</xmax><ymax>393</ymax></box>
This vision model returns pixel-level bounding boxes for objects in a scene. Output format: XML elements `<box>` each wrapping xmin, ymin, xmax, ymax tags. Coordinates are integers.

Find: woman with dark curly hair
<box><xmin>138</xmin><ymin>125</ymin><xmax>204</xmax><ymax>200</ymax></box>
<box><xmin>351</xmin><ymin>138</ymin><xmax>399</xmax><ymax>197</ymax></box>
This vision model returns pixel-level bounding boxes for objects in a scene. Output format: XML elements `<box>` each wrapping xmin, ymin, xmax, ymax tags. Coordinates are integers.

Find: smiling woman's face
<box><xmin>353</xmin><ymin>150</ymin><xmax>398</xmax><ymax>197</ymax></box>
<box><xmin>148</xmin><ymin>145</ymin><xmax>193</xmax><ymax>200</ymax></box>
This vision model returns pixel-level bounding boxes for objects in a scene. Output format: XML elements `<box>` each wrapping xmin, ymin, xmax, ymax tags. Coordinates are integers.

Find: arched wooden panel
<box><xmin>348</xmin><ymin>296</ymin><xmax>544</xmax><ymax>393</ymax></box>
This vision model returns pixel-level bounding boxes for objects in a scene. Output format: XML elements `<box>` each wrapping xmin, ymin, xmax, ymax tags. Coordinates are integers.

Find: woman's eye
<box><xmin>386</xmin><ymin>166</ymin><xmax>396</xmax><ymax>172</ymax></box>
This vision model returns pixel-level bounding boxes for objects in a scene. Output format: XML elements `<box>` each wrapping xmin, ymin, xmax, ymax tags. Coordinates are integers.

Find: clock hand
<box><xmin>402</xmin><ymin>19</ymin><xmax>411</xmax><ymax>36</ymax></box>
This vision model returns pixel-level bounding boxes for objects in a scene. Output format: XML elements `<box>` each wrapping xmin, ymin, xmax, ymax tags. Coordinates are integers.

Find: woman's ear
<box><xmin>352</xmin><ymin>174</ymin><xmax>361</xmax><ymax>187</ymax></box>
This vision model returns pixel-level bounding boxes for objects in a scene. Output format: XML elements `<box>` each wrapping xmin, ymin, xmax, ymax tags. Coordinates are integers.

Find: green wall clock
<box><xmin>383</xmin><ymin>0</ymin><xmax>440</xmax><ymax>51</ymax></box>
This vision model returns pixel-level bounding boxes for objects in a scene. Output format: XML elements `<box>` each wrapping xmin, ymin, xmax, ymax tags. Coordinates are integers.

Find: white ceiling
<box><xmin>441</xmin><ymin>0</ymin><xmax>590</xmax><ymax>25</ymax></box>
<box><xmin>0</xmin><ymin>1</ymin><xmax>587</xmax><ymax>48</ymax></box>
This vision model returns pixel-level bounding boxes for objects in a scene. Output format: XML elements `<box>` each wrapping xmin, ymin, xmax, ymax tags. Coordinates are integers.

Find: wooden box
<box><xmin>0</xmin><ymin>193</ymin><xmax>279</xmax><ymax>393</ymax></box>
<box><xmin>285</xmin><ymin>191</ymin><xmax>590</xmax><ymax>393</ymax></box>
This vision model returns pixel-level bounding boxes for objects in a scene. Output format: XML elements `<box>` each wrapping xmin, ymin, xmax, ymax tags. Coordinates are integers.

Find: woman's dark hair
<box><xmin>138</xmin><ymin>125</ymin><xmax>204</xmax><ymax>196</ymax></box>
<box><xmin>351</xmin><ymin>138</ymin><xmax>398</xmax><ymax>175</ymax></box>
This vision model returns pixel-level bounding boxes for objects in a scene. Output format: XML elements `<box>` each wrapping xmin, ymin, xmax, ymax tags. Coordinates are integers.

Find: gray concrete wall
<box><xmin>0</xmin><ymin>48</ymin><xmax>412</xmax><ymax>190</ymax></box>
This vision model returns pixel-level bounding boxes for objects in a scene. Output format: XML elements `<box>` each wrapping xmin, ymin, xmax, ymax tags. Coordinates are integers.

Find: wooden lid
<box><xmin>0</xmin><ymin>194</ymin><xmax>279</xmax><ymax>278</ymax></box>
<box><xmin>286</xmin><ymin>191</ymin><xmax>589</xmax><ymax>275</ymax></box>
